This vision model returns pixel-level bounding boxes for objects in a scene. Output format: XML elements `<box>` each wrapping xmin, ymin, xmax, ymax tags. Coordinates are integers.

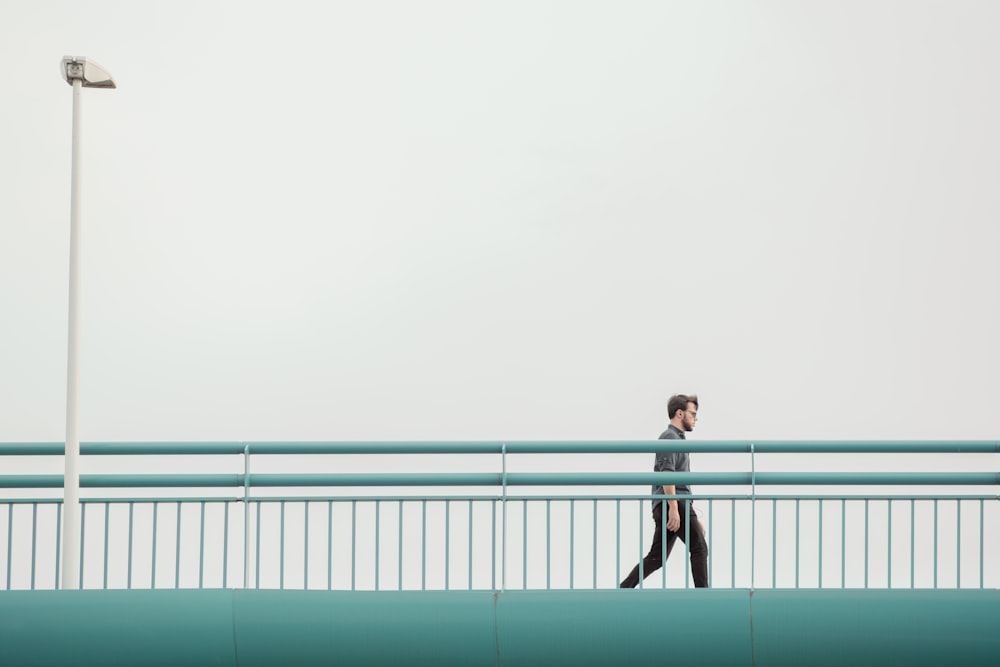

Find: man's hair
<box><xmin>668</xmin><ymin>394</ymin><xmax>699</xmax><ymax>420</ymax></box>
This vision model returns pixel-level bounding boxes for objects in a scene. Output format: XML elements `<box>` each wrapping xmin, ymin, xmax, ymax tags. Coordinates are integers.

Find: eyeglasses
<box><xmin>685</xmin><ymin>410</ymin><xmax>698</xmax><ymax>419</ymax></box>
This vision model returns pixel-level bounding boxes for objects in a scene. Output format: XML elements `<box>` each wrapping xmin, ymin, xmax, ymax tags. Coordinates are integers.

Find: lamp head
<box><xmin>61</xmin><ymin>57</ymin><xmax>116</xmax><ymax>89</ymax></box>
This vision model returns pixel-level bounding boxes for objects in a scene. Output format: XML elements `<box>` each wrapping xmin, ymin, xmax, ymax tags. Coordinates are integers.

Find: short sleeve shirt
<box><xmin>651</xmin><ymin>424</ymin><xmax>691</xmax><ymax>500</ymax></box>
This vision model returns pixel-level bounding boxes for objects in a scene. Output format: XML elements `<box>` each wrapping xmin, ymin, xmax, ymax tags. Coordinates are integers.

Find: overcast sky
<box><xmin>2</xmin><ymin>1</ymin><xmax>998</xmax><ymax>445</ymax></box>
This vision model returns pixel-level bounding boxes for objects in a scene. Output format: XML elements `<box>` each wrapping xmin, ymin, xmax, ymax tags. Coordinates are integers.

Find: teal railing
<box><xmin>0</xmin><ymin>441</ymin><xmax>997</xmax><ymax>591</ymax></box>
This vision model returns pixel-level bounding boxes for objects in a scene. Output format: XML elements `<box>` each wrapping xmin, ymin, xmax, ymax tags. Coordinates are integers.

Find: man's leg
<box><xmin>677</xmin><ymin>503</ymin><xmax>710</xmax><ymax>588</ymax></box>
<box><xmin>620</xmin><ymin>502</ymin><xmax>669</xmax><ymax>588</ymax></box>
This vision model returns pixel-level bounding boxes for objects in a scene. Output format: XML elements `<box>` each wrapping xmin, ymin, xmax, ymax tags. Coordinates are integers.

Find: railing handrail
<box><xmin>1</xmin><ymin>440</ymin><xmax>998</xmax><ymax>456</ymax></box>
<box><xmin>1</xmin><ymin>471</ymin><xmax>997</xmax><ymax>491</ymax></box>
<box><xmin>2</xmin><ymin>440</ymin><xmax>997</xmax><ymax>592</ymax></box>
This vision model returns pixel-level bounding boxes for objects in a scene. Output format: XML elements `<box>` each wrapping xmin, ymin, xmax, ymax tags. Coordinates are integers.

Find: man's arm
<box><xmin>655</xmin><ymin>450</ymin><xmax>682</xmax><ymax>532</ymax></box>
<box><xmin>662</xmin><ymin>484</ymin><xmax>680</xmax><ymax>532</ymax></box>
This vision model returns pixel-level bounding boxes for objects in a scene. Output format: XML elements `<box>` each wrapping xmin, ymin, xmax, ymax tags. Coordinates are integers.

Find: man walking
<box><xmin>620</xmin><ymin>394</ymin><xmax>709</xmax><ymax>588</ymax></box>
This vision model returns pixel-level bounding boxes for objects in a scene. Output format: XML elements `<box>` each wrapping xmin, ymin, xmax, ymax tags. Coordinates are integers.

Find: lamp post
<box><xmin>60</xmin><ymin>56</ymin><xmax>115</xmax><ymax>590</ymax></box>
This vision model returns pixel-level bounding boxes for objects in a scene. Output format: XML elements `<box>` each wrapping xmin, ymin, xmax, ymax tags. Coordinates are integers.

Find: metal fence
<box><xmin>1</xmin><ymin>441</ymin><xmax>997</xmax><ymax>591</ymax></box>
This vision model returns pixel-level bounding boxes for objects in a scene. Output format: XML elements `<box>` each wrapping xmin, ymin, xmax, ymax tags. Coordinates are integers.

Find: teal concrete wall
<box><xmin>1</xmin><ymin>589</ymin><xmax>997</xmax><ymax>666</ymax></box>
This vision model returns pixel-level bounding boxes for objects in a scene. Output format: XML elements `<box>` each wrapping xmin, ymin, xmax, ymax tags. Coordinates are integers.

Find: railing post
<box><xmin>501</xmin><ymin>441</ymin><xmax>507</xmax><ymax>592</ymax></box>
<box><xmin>243</xmin><ymin>443</ymin><xmax>250</xmax><ymax>589</ymax></box>
<box><xmin>750</xmin><ymin>440</ymin><xmax>756</xmax><ymax>590</ymax></box>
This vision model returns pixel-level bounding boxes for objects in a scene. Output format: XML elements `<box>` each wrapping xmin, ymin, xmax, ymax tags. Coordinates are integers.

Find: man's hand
<box><xmin>666</xmin><ymin>506</ymin><xmax>681</xmax><ymax>532</ymax></box>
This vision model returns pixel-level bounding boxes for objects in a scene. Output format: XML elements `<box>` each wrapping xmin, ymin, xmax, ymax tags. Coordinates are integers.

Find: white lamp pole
<box><xmin>60</xmin><ymin>56</ymin><xmax>115</xmax><ymax>590</ymax></box>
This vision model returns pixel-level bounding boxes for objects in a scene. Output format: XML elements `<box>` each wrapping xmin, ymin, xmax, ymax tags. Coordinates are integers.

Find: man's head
<box><xmin>668</xmin><ymin>394</ymin><xmax>699</xmax><ymax>432</ymax></box>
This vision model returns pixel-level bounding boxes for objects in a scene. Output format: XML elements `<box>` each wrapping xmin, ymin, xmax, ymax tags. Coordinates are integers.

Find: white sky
<box><xmin>2</xmin><ymin>1</ymin><xmax>998</xmax><ymax>445</ymax></box>
<box><xmin>2</xmin><ymin>3</ymin><xmax>999</xmax><ymax>593</ymax></box>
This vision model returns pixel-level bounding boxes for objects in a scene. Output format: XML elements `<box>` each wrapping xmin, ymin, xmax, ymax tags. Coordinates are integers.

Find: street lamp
<box><xmin>60</xmin><ymin>56</ymin><xmax>115</xmax><ymax>590</ymax></box>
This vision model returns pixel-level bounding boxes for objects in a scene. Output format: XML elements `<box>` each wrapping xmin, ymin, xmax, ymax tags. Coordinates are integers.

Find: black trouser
<box><xmin>620</xmin><ymin>499</ymin><xmax>709</xmax><ymax>588</ymax></box>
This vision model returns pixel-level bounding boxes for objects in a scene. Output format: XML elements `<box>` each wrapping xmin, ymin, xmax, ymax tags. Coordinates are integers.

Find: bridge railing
<box><xmin>1</xmin><ymin>441</ymin><xmax>997</xmax><ymax>590</ymax></box>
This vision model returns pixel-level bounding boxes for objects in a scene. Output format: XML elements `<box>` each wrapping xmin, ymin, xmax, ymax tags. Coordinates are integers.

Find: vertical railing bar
<box><xmin>863</xmin><ymin>499</ymin><xmax>869</xmax><ymax>589</ymax></box>
<box><xmin>956</xmin><ymin>500</ymin><xmax>961</xmax><ymax>588</ymax></box>
<box><xmin>5</xmin><ymin>504</ymin><xmax>12</xmax><ymax>590</ymax></box>
<box><xmin>750</xmin><ymin>497</ymin><xmax>755</xmax><ymax>589</ymax></box>
<box><xmin>152</xmin><ymin>502</ymin><xmax>158</xmax><ymax>589</ymax></box>
<box><xmin>771</xmin><ymin>499</ymin><xmax>776</xmax><ymax>588</ymax></box>
<box><xmin>657</xmin><ymin>499</ymin><xmax>664</xmax><ymax>589</ymax></box>
<box><xmin>174</xmin><ymin>502</ymin><xmax>181</xmax><ymax>589</ymax></box>
<box><xmin>522</xmin><ymin>501</ymin><xmax>527</xmax><ymax>590</ymax></box>
<box><xmin>910</xmin><ymin>499</ymin><xmax>915</xmax><ymax>589</ymax></box>
<box><xmin>254</xmin><ymin>502</ymin><xmax>261</xmax><ymax>590</ymax></box>
<box><xmin>979</xmin><ymin>499</ymin><xmax>984</xmax><ymax>589</ymax></box>
<box><xmin>730</xmin><ymin>498</ymin><xmax>734</xmax><ymax>589</ymax></box>
<box><xmin>818</xmin><ymin>500</ymin><xmax>823</xmax><ymax>589</ymax></box>
<box><xmin>445</xmin><ymin>500</ymin><xmax>450</xmax><ymax>591</ymax></box>
<box><xmin>708</xmin><ymin>499</ymin><xmax>714</xmax><ymax>588</ymax></box>
<box><xmin>615</xmin><ymin>499</ymin><xmax>620</xmax><ymax>592</ymax></box>
<box><xmin>327</xmin><ymin>500</ymin><xmax>333</xmax><ymax>592</ymax></box>
<box><xmin>375</xmin><ymin>500</ymin><xmax>380</xmax><ymax>592</ymax></box>
<box><xmin>79</xmin><ymin>503</ymin><xmax>86</xmax><ymax>590</ymax></box>
<box><xmin>886</xmin><ymin>500</ymin><xmax>891</xmax><ymax>589</ymax></box>
<box><xmin>545</xmin><ymin>499</ymin><xmax>551</xmax><ymax>591</ymax></box>
<box><xmin>396</xmin><ymin>499</ymin><xmax>400</xmax><ymax>591</ymax></box>
<box><xmin>223</xmin><ymin>502</ymin><xmax>230</xmax><ymax>589</ymax></box>
<box><xmin>351</xmin><ymin>501</ymin><xmax>356</xmax><ymax>591</ymax></box>
<box><xmin>684</xmin><ymin>499</ymin><xmax>690</xmax><ymax>589</ymax></box>
<box><xmin>592</xmin><ymin>499</ymin><xmax>597</xmax><ymax>590</ymax></box>
<box><xmin>468</xmin><ymin>499</ymin><xmax>473</xmax><ymax>590</ymax></box>
<box><xmin>55</xmin><ymin>504</ymin><xmax>63</xmax><ymax>589</ymax></box>
<box><xmin>933</xmin><ymin>499</ymin><xmax>938</xmax><ymax>589</ymax></box>
<box><xmin>103</xmin><ymin>503</ymin><xmax>109</xmax><ymax>589</ymax></box>
<box><xmin>304</xmin><ymin>501</ymin><xmax>310</xmax><ymax>590</ymax></box>
<box><xmin>127</xmin><ymin>502</ymin><xmax>134</xmax><ymax>590</ymax></box>
<box><xmin>421</xmin><ymin>500</ymin><xmax>426</xmax><ymax>591</ymax></box>
<box><xmin>840</xmin><ymin>499</ymin><xmax>845</xmax><ymax>589</ymax></box>
<box><xmin>492</xmin><ymin>500</ymin><xmax>497</xmax><ymax>591</ymax></box>
<box><xmin>638</xmin><ymin>500</ymin><xmax>644</xmax><ymax>589</ymax></box>
<box><xmin>280</xmin><ymin>501</ymin><xmax>286</xmax><ymax>590</ymax></box>
<box><xmin>30</xmin><ymin>503</ymin><xmax>37</xmax><ymax>590</ymax></box>
<box><xmin>794</xmin><ymin>499</ymin><xmax>799</xmax><ymax>589</ymax></box>
<box><xmin>569</xmin><ymin>500</ymin><xmax>575</xmax><ymax>590</ymax></box>
<box><xmin>199</xmin><ymin>501</ymin><xmax>206</xmax><ymax>589</ymax></box>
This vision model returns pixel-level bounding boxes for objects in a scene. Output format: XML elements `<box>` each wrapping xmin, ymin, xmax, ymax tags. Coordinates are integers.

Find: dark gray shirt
<box><xmin>651</xmin><ymin>424</ymin><xmax>691</xmax><ymax>501</ymax></box>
